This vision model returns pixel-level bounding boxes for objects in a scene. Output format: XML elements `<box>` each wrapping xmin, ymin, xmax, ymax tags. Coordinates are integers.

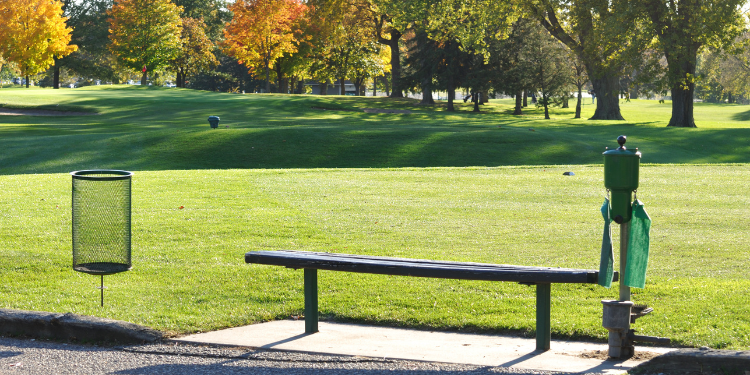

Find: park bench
<box><xmin>244</xmin><ymin>250</ymin><xmax>614</xmax><ymax>351</ymax></box>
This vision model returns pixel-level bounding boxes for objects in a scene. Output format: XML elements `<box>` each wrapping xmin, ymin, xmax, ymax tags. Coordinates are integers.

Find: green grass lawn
<box><xmin>0</xmin><ymin>86</ymin><xmax>748</xmax><ymax>349</ymax></box>
<box><xmin>2</xmin><ymin>86</ymin><xmax>750</xmax><ymax>174</ymax></box>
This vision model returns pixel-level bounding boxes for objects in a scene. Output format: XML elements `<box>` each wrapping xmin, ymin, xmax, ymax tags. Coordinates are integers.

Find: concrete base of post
<box><xmin>602</xmin><ymin>300</ymin><xmax>634</xmax><ymax>359</ymax></box>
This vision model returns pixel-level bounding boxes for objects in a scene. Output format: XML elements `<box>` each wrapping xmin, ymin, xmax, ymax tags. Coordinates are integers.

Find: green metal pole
<box><xmin>619</xmin><ymin>222</ymin><xmax>631</xmax><ymax>302</ymax></box>
<box><xmin>536</xmin><ymin>283</ymin><xmax>551</xmax><ymax>351</ymax></box>
<box><xmin>304</xmin><ymin>268</ymin><xmax>318</xmax><ymax>333</ymax></box>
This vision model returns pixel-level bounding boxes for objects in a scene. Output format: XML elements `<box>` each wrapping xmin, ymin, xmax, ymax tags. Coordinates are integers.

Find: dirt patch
<box><xmin>573</xmin><ymin>349</ymin><xmax>662</xmax><ymax>361</ymax></box>
<box><xmin>0</xmin><ymin>108</ymin><xmax>98</xmax><ymax>116</ymax></box>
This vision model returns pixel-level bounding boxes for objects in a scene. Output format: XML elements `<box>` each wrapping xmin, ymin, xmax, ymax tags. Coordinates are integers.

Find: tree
<box><xmin>488</xmin><ymin>17</ymin><xmax>537</xmax><ymax>115</ymax></box>
<box><xmin>0</xmin><ymin>0</ymin><xmax>77</xmax><ymax>87</ymax></box>
<box><xmin>172</xmin><ymin>17</ymin><xmax>217</xmax><ymax>88</ymax></box>
<box><xmin>525</xmin><ymin>0</ymin><xmax>648</xmax><ymax>120</ymax></box>
<box><xmin>56</xmin><ymin>0</ymin><xmax>123</xmax><ymax>88</ymax></box>
<box><xmin>172</xmin><ymin>0</ymin><xmax>229</xmax><ymax>40</ymax></box>
<box><xmin>571</xmin><ymin>54</ymin><xmax>587</xmax><ymax>119</ymax></box>
<box><xmin>522</xmin><ymin>25</ymin><xmax>573</xmax><ymax>120</ymax></box>
<box><xmin>224</xmin><ymin>0</ymin><xmax>306</xmax><ymax>93</ymax></box>
<box><xmin>404</xmin><ymin>29</ymin><xmax>439</xmax><ymax>104</ymax></box>
<box><xmin>0</xmin><ymin>60</ymin><xmax>20</xmax><ymax>87</ymax></box>
<box><xmin>696</xmin><ymin>40</ymin><xmax>750</xmax><ymax>104</ymax></box>
<box><xmin>108</xmin><ymin>0</ymin><xmax>183</xmax><ymax>85</ymax></box>
<box><xmin>373</xmin><ymin>13</ymin><xmax>403</xmax><ymax>97</ymax></box>
<box><xmin>639</xmin><ymin>0</ymin><xmax>745</xmax><ymax>127</ymax></box>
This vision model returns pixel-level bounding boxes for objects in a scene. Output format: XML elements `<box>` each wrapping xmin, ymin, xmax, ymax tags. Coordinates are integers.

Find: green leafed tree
<box><xmin>108</xmin><ymin>0</ymin><xmax>183</xmax><ymax>85</ymax></box>
<box><xmin>525</xmin><ymin>0</ymin><xmax>649</xmax><ymax>120</ymax></box>
<box><xmin>638</xmin><ymin>0</ymin><xmax>746</xmax><ymax>127</ymax></box>
<box><xmin>57</xmin><ymin>0</ymin><xmax>122</xmax><ymax>88</ymax></box>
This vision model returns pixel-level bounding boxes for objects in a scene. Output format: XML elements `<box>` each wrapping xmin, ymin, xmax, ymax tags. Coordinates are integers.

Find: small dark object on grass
<box><xmin>563</xmin><ymin>172</ymin><xmax>575</xmax><ymax>176</ymax></box>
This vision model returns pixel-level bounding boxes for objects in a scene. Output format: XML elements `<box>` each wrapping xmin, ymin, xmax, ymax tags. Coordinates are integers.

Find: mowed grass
<box><xmin>2</xmin><ymin>86</ymin><xmax>750</xmax><ymax>174</ymax></box>
<box><xmin>0</xmin><ymin>86</ymin><xmax>749</xmax><ymax>349</ymax></box>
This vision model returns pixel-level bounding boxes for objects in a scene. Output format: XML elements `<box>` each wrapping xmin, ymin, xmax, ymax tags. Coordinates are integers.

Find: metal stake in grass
<box><xmin>97</xmin><ymin>275</ymin><xmax>107</xmax><ymax>307</ymax></box>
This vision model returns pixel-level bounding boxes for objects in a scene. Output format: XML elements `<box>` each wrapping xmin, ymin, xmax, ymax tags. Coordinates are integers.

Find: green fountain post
<box><xmin>602</xmin><ymin>135</ymin><xmax>641</xmax><ymax>358</ymax></box>
<box><xmin>603</xmin><ymin>135</ymin><xmax>641</xmax><ymax>301</ymax></box>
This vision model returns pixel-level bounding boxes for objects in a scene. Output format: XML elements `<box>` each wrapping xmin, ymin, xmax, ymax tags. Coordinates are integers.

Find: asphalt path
<box><xmin>0</xmin><ymin>337</ymin><xmax>599</xmax><ymax>375</ymax></box>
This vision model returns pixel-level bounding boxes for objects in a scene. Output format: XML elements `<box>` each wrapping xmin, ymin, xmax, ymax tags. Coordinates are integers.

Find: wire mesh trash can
<box><xmin>71</xmin><ymin>170</ymin><xmax>133</xmax><ymax>275</ymax></box>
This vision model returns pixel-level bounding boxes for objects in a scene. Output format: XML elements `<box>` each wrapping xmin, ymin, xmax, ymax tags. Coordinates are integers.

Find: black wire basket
<box><xmin>71</xmin><ymin>170</ymin><xmax>133</xmax><ymax>276</ymax></box>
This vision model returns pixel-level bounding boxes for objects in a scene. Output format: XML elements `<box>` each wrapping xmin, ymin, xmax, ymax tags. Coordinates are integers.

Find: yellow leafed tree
<box><xmin>0</xmin><ymin>0</ymin><xmax>77</xmax><ymax>87</ymax></box>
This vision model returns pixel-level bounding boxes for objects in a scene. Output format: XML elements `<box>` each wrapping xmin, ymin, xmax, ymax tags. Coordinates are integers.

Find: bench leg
<box><xmin>304</xmin><ymin>268</ymin><xmax>318</xmax><ymax>333</ymax></box>
<box><xmin>536</xmin><ymin>283</ymin><xmax>551</xmax><ymax>351</ymax></box>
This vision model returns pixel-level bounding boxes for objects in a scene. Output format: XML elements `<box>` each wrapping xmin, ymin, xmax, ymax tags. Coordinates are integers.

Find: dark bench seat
<box><xmin>245</xmin><ymin>250</ymin><xmax>613</xmax><ymax>351</ymax></box>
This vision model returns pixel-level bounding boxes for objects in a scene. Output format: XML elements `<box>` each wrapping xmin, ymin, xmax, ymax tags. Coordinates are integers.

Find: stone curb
<box><xmin>630</xmin><ymin>348</ymin><xmax>750</xmax><ymax>375</ymax></box>
<box><xmin>0</xmin><ymin>308</ymin><xmax>162</xmax><ymax>344</ymax></box>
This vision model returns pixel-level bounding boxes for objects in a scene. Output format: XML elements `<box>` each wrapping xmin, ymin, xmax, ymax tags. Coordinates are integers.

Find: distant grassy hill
<box><xmin>1</xmin><ymin>86</ymin><xmax>750</xmax><ymax>174</ymax></box>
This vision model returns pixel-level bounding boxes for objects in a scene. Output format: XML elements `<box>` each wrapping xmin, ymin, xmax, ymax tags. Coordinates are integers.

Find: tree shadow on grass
<box><xmin>731</xmin><ymin>109</ymin><xmax>750</xmax><ymax>121</ymax></box>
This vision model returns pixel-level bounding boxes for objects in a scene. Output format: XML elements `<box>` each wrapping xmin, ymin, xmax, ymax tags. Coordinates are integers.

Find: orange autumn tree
<box><xmin>224</xmin><ymin>0</ymin><xmax>307</xmax><ymax>93</ymax></box>
<box><xmin>0</xmin><ymin>0</ymin><xmax>77</xmax><ymax>88</ymax></box>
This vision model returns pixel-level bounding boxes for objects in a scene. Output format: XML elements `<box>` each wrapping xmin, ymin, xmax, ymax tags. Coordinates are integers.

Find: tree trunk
<box><xmin>320</xmin><ymin>81</ymin><xmax>328</xmax><ymax>95</ymax></box>
<box><xmin>373</xmin><ymin>77</ymin><xmax>377</xmax><ymax>96</ymax></box>
<box><xmin>275</xmin><ymin>64</ymin><xmax>284</xmax><ymax>93</ymax></box>
<box><xmin>26</xmin><ymin>75</ymin><xmax>30</xmax><ymax>88</ymax></box>
<box><xmin>265</xmin><ymin>60</ymin><xmax>270</xmax><ymax>93</ymax></box>
<box><xmin>513</xmin><ymin>90</ymin><xmax>523</xmax><ymax>115</ymax></box>
<box><xmin>575</xmin><ymin>85</ymin><xmax>582</xmax><ymax>119</ymax></box>
<box><xmin>523</xmin><ymin>90</ymin><xmax>528</xmax><ymax>107</ymax></box>
<box><xmin>447</xmin><ymin>77</ymin><xmax>455</xmax><ymax>111</ymax></box>
<box><xmin>473</xmin><ymin>93</ymin><xmax>480</xmax><ymax>112</ymax></box>
<box><xmin>590</xmin><ymin>75</ymin><xmax>624</xmax><ymax>120</ymax></box>
<box><xmin>141</xmin><ymin>70</ymin><xmax>147</xmax><ymax>86</ymax></box>
<box><xmin>281</xmin><ymin>78</ymin><xmax>289</xmax><ymax>94</ymax></box>
<box><xmin>297</xmin><ymin>80</ymin><xmax>304</xmax><ymax>94</ymax></box>
<box><xmin>339</xmin><ymin>77</ymin><xmax>345</xmax><ymax>95</ymax></box>
<box><xmin>668</xmin><ymin>83</ymin><xmax>696</xmax><ymax>127</ymax></box>
<box><xmin>543</xmin><ymin>96</ymin><xmax>550</xmax><ymax>119</ymax></box>
<box><xmin>53</xmin><ymin>64</ymin><xmax>60</xmax><ymax>89</ymax></box>
<box><xmin>383</xmin><ymin>76</ymin><xmax>390</xmax><ymax>96</ymax></box>
<box><xmin>290</xmin><ymin>76</ymin><xmax>297</xmax><ymax>94</ymax></box>
<box><xmin>176</xmin><ymin>71</ymin><xmax>183</xmax><ymax>88</ymax></box>
<box><xmin>378</xmin><ymin>28</ymin><xmax>403</xmax><ymax>98</ymax></box>
<box><xmin>561</xmin><ymin>93</ymin><xmax>569</xmax><ymax>108</ymax></box>
<box><xmin>420</xmin><ymin>76</ymin><xmax>434</xmax><ymax>104</ymax></box>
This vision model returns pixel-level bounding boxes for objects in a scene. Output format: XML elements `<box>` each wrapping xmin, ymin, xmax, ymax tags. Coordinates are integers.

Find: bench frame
<box><xmin>246</xmin><ymin>250</ymin><xmax>609</xmax><ymax>351</ymax></box>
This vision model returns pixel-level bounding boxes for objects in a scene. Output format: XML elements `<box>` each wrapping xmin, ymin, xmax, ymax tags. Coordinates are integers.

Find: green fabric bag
<box><xmin>624</xmin><ymin>200</ymin><xmax>651</xmax><ymax>288</ymax></box>
<box><xmin>598</xmin><ymin>199</ymin><xmax>614</xmax><ymax>287</ymax></box>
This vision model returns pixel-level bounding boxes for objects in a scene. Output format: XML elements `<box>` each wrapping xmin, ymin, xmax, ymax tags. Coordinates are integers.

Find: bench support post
<box><xmin>536</xmin><ymin>283</ymin><xmax>551</xmax><ymax>351</ymax></box>
<box><xmin>304</xmin><ymin>268</ymin><xmax>319</xmax><ymax>333</ymax></box>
